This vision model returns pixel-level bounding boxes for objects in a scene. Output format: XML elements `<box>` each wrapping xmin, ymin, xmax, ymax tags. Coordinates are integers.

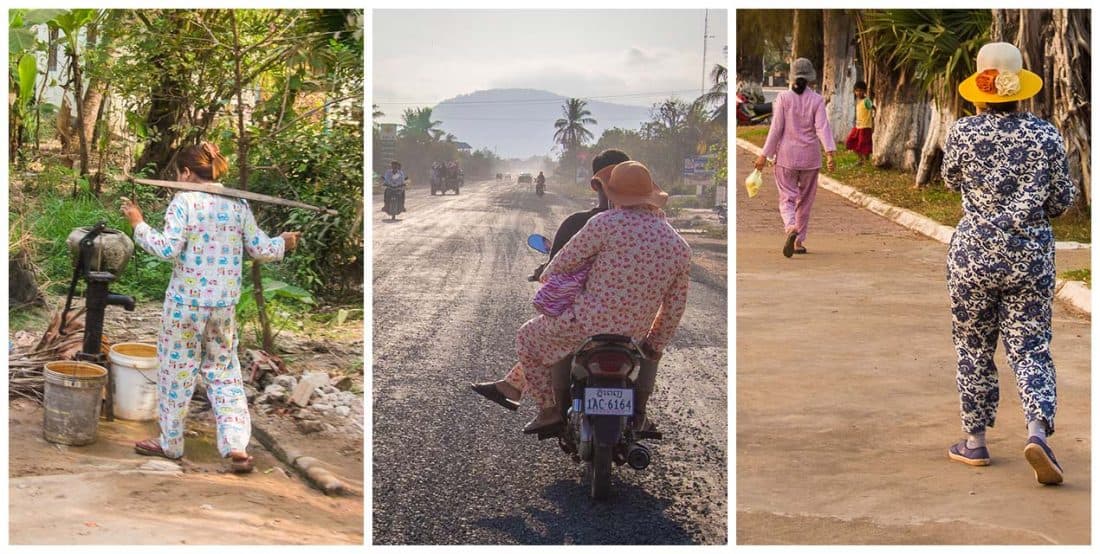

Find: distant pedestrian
<box><xmin>845</xmin><ymin>80</ymin><xmax>874</xmax><ymax>164</ymax></box>
<box><xmin>943</xmin><ymin>42</ymin><xmax>1077</xmax><ymax>485</ymax></box>
<box><xmin>754</xmin><ymin>57</ymin><xmax>836</xmax><ymax>258</ymax></box>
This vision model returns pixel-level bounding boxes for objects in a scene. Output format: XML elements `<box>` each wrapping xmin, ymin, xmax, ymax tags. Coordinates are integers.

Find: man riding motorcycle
<box><xmin>535</xmin><ymin>171</ymin><xmax>546</xmax><ymax>189</ymax></box>
<box><xmin>382</xmin><ymin>160</ymin><xmax>407</xmax><ymax>216</ymax></box>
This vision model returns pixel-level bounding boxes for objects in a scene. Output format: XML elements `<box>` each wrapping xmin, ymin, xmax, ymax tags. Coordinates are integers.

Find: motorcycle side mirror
<box><xmin>527</xmin><ymin>234</ymin><xmax>551</xmax><ymax>255</ymax></box>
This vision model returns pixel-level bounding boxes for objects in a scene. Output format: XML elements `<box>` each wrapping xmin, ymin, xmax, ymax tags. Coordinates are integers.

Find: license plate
<box><xmin>584</xmin><ymin>388</ymin><xmax>634</xmax><ymax>416</ymax></box>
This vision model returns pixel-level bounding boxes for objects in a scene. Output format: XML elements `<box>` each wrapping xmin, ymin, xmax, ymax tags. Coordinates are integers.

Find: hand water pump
<box><xmin>60</xmin><ymin>221</ymin><xmax>137</xmax><ymax>420</ymax></box>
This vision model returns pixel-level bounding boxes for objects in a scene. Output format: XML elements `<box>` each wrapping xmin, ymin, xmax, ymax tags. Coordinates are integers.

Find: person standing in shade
<box><xmin>942</xmin><ymin>43</ymin><xmax>1076</xmax><ymax>485</ymax></box>
<box><xmin>754</xmin><ymin>57</ymin><xmax>836</xmax><ymax>258</ymax></box>
<box><xmin>845</xmin><ymin>80</ymin><xmax>874</xmax><ymax>165</ymax></box>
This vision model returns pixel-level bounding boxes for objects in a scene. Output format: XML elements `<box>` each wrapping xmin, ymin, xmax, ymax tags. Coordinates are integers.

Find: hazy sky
<box><xmin>373</xmin><ymin>9</ymin><xmax>728</xmax><ymax>124</ymax></box>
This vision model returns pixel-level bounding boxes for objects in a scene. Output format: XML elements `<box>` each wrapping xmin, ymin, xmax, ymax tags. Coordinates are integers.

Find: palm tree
<box><xmin>400</xmin><ymin>106</ymin><xmax>443</xmax><ymax>142</ymax></box>
<box><xmin>694</xmin><ymin>63</ymin><xmax>727</xmax><ymax>125</ymax></box>
<box><xmin>859</xmin><ymin>9</ymin><xmax>991</xmax><ymax>182</ymax></box>
<box><xmin>553</xmin><ymin>98</ymin><xmax>597</xmax><ymax>182</ymax></box>
<box><xmin>553</xmin><ymin>98</ymin><xmax>597</xmax><ymax>153</ymax></box>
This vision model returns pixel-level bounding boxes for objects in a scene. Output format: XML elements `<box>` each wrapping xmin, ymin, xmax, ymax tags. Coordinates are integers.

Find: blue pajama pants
<box><xmin>947</xmin><ymin>232</ymin><xmax>1057</xmax><ymax>436</ymax></box>
<box><xmin>156</xmin><ymin>300</ymin><xmax>250</xmax><ymax>458</ymax></box>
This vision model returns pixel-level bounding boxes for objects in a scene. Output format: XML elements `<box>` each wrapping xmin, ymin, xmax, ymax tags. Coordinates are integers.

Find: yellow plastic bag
<box><xmin>745</xmin><ymin>168</ymin><xmax>763</xmax><ymax>198</ymax></box>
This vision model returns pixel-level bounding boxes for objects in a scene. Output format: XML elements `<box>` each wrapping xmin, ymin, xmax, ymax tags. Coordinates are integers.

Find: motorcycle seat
<box><xmin>588</xmin><ymin>334</ymin><xmax>633</xmax><ymax>344</ymax></box>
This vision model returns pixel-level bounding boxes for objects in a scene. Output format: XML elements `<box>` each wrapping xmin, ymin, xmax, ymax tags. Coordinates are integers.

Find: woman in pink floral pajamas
<box><xmin>475</xmin><ymin>161</ymin><xmax>692</xmax><ymax>433</ymax></box>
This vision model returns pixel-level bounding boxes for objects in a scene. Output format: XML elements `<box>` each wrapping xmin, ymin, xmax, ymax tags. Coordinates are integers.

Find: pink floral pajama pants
<box><xmin>503</xmin><ymin>311</ymin><xmax>588</xmax><ymax>409</ymax></box>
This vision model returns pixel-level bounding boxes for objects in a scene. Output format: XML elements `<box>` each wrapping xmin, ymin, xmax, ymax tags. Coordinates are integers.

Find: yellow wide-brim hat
<box><xmin>958</xmin><ymin>42</ymin><xmax>1043</xmax><ymax>104</ymax></box>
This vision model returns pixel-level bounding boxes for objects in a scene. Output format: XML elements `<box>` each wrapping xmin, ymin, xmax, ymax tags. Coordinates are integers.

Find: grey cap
<box><xmin>790</xmin><ymin>58</ymin><xmax>816</xmax><ymax>83</ymax></box>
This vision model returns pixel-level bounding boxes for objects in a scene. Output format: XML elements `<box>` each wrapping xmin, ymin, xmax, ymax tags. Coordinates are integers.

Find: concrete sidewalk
<box><xmin>735</xmin><ymin>147</ymin><xmax>1091</xmax><ymax>544</ymax></box>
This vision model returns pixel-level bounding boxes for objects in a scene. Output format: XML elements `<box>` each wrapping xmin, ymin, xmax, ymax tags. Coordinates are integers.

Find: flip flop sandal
<box><xmin>134</xmin><ymin>438</ymin><xmax>182</xmax><ymax>460</ymax></box>
<box><xmin>471</xmin><ymin>382</ymin><xmax>520</xmax><ymax>411</ymax></box>
<box><xmin>783</xmin><ymin>231</ymin><xmax>798</xmax><ymax>258</ymax></box>
<box><xmin>948</xmin><ymin>439</ymin><xmax>990</xmax><ymax>466</ymax></box>
<box><xmin>229</xmin><ymin>455</ymin><xmax>255</xmax><ymax>474</ymax></box>
<box><xmin>1024</xmin><ymin>436</ymin><xmax>1064</xmax><ymax>485</ymax></box>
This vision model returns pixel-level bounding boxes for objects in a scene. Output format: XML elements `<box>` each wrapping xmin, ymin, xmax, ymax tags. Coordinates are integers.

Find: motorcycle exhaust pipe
<box><xmin>626</xmin><ymin>443</ymin><xmax>651</xmax><ymax>470</ymax></box>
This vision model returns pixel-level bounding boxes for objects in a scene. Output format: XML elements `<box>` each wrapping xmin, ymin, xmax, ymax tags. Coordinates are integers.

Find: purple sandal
<box><xmin>948</xmin><ymin>440</ymin><xmax>990</xmax><ymax>466</ymax></box>
<box><xmin>1023</xmin><ymin>436</ymin><xmax>1064</xmax><ymax>485</ymax></box>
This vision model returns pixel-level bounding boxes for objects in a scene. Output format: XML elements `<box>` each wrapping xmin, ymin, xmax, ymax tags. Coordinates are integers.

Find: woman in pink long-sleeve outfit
<box><xmin>474</xmin><ymin>161</ymin><xmax>692</xmax><ymax>434</ymax></box>
<box><xmin>755</xmin><ymin>57</ymin><xmax>837</xmax><ymax>258</ymax></box>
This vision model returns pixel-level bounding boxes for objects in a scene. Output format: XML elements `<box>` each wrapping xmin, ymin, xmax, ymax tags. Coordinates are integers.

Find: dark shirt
<box><xmin>548</xmin><ymin>207</ymin><xmax>606</xmax><ymax>261</ymax></box>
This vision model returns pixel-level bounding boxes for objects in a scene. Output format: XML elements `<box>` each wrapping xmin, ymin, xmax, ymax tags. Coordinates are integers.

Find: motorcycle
<box><xmin>713</xmin><ymin>203</ymin><xmax>727</xmax><ymax>225</ymax></box>
<box><xmin>535</xmin><ymin>180</ymin><xmax>546</xmax><ymax>196</ymax></box>
<box><xmin>736</xmin><ymin>92</ymin><xmax>772</xmax><ymax>126</ymax></box>
<box><xmin>383</xmin><ymin>181</ymin><xmax>407</xmax><ymax>221</ymax></box>
<box><xmin>526</xmin><ymin>234</ymin><xmax>662</xmax><ymax>500</ymax></box>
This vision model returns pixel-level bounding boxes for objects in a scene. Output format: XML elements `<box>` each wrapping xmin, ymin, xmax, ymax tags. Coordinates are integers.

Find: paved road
<box><xmin>735</xmin><ymin>147</ymin><xmax>1091</xmax><ymax>544</ymax></box>
<box><xmin>372</xmin><ymin>180</ymin><xmax>727</xmax><ymax>544</ymax></box>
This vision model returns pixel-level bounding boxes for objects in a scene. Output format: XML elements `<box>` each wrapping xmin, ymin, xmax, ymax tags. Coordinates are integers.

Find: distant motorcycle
<box><xmin>383</xmin><ymin>180</ymin><xmax>407</xmax><ymax>221</ymax></box>
<box><xmin>525</xmin><ymin>234</ymin><xmax>662</xmax><ymax>501</ymax></box>
<box><xmin>535</xmin><ymin>180</ymin><xmax>546</xmax><ymax>196</ymax></box>
<box><xmin>736</xmin><ymin>92</ymin><xmax>772</xmax><ymax>126</ymax></box>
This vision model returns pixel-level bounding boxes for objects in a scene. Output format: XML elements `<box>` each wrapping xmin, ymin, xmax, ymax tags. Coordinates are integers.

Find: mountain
<box><xmin>431</xmin><ymin>88</ymin><xmax>652</xmax><ymax>159</ymax></box>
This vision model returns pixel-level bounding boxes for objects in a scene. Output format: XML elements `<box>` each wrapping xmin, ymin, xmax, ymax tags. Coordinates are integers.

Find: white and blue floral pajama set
<box><xmin>135</xmin><ymin>190</ymin><xmax>285</xmax><ymax>458</ymax></box>
<box><xmin>942</xmin><ymin>111</ymin><xmax>1077</xmax><ymax>436</ymax></box>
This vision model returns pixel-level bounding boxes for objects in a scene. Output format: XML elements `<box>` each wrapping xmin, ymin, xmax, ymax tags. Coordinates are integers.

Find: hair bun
<box><xmin>202</xmin><ymin>141</ymin><xmax>229</xmax><ymax>179</ymax></box>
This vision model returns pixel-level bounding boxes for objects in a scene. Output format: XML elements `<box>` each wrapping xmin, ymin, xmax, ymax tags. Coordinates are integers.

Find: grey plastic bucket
<box><xmin>43</xmin><ymin>361</ymin><xmax>108</xmax><ymax>446</ymax></box>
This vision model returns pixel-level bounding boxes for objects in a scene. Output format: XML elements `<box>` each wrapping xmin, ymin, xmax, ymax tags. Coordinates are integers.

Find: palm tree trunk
<box><xmin>858</xmin><ymin>13</ymin><xmax>928</xmax><ymax>172</ymax></box>
<box><xmin>791</xmin><ymin>10</ymin><xmax>824</xmax><ymax>77</ymax></box>
<box><xmin>993</xmin><ymin>9</ymin><xmax>1090</xmax><ymax>209</ymax></box>
<box><xmin>821</xmin><ymin>10</ymin><xmax>859</xmax><ymax>145</ymax></box>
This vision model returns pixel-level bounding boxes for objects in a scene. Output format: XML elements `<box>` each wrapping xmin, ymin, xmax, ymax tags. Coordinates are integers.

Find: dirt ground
<box><xmin>372</xmin><ymin>180</ymin><xmax>727</xmax><ymax>544</ymax></box>
<box><xmin>8</xmin><ymin>296</ymin><xmax>365</xmax><ymax>545</ymax></box>
<box><xmin>735</xmin><ymin>147</ymin><xmax>1090</xmax><ymax>545</ymax></box>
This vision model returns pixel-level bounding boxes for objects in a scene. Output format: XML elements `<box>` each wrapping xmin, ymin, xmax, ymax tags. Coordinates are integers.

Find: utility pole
<box><xmin>701</xmin><ymin>10</ymin><xmax>715</xmax><ymax>95</ymax></box>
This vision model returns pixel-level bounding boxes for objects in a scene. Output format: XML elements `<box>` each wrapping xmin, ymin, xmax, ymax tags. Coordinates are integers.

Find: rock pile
<box><xmin>251</xmin><ymin>370</ymin><xmax>363</xmax><ymax>435</ymax></box>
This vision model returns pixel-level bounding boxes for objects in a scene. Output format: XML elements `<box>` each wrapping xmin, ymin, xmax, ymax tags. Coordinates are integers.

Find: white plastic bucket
<box><xmin>108</xmin><ymin>342</ymin><xmax>159</xmax><ymax>421</ymax></box>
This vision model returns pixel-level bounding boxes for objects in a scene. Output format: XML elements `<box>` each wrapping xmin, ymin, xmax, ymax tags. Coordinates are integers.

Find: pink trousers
<box><xmin>774</xmin><ymin>166</ymin><xmax>820</xmax><ymax>243</ymax></box>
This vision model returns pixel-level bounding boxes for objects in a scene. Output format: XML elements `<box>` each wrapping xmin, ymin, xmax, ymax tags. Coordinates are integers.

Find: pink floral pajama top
<box><xmin>134</xmin><ymin>191</ymin><xmax>285</xmax><ymax>308</ymax></box>
<box><xmin>513</xmin><ymin>207</ymin><xmax>692</xmax><ymax>408</ymax></box>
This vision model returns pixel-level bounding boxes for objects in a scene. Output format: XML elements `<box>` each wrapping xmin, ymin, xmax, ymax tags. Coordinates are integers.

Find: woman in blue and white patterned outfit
<box><xmin>943</xmin><ymin>43</ymin><xmax>1076</xmax><ymax>485</ymax></box>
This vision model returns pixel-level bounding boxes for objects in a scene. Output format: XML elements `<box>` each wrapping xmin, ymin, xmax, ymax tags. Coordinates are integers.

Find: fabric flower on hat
<box><xmin>975</xmin><ymin>69</ymin><xmax>999</xmax><ymax>94</ymax></box>
<box><xmin>995</xmin><ymin>71</ymin><xmax>1021</xmax><ymax>96</ymax></box>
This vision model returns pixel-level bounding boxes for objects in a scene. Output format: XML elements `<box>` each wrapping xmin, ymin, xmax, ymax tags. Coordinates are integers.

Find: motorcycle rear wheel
<box><xmin>588</xmin><ymin>444</ymin><xmax>612</xmax><ymax>500</ymax></box>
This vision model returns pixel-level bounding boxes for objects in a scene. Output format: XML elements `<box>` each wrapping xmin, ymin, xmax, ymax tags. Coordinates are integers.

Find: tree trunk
<box><xmin>71</xmin><ymin>48</ymin><xmax>90</xmax><ymax>177</ymax></box>
<box><xmin>915</xmin><ymin>99</ymin><xmax>955</xmax><ymax>186</ymax></box>
<box><xmin>821</xmin><ymin>10</ymin><xmax>859</xmax><ymax>145</ymax></box>
<box><xmin>859</xmin><ymin>14</ymin><xmax>928</xmax><ymax>172</ymax></box>
<box><xmin>791</xmin><ymin>10</ymin><xmax>824</xmax><ymax>80</ymax></box>
<box><xmin>9</xmin><ymin>252</ymin><xmax>43</xmax><ymax>307</ymax></box>
<box><xmin>133</xmin><ymin>14</ymin><xmax>189</xmax><ymax>178</ymax></box>
<box><xmin>231</xmin><ymin>12</ymin><xmax>274</xmax><ymax>353</ymax></box>
<box><xmin>81</xmin><ymin>77</ymin><xmax>106</xmax><ymax>170</ymax></box>
<box><xmin>992</xmin><ymin>9</ymin><xmax>1090</xmax><ymax>209</ymax></box>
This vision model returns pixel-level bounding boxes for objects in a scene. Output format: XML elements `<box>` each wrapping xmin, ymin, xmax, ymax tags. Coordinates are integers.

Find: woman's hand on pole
<box><xmin>754</xmin><ymin>155</ymin><xmax>767</xmax><ymax>171</ymax></box>
<box><xmin>119</xmin><ymin>197</ymin><xmax>144</xmax><ymax>227</ymax></box>
<box><xmin>280</xmin><ymin>231</ymin><xmax>302</xmax><ymax>251</ymax></box>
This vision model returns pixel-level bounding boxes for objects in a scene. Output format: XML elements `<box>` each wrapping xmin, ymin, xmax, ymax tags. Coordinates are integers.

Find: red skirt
<box><xmin>845</xmin><ymin>127</ymin><xmax>873</xmax><ymax>156</ymax></box>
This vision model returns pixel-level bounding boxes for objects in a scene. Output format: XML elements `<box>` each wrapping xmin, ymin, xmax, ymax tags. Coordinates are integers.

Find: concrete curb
<box><xmin>736</xmin><ymin>139</ymin><xmax>1091</xmax><ymax>315</ymax></box>
<box><xmin>251</xmin><ymin>420</ymin><xmax>354</xmax><ymax>496</ymax></box>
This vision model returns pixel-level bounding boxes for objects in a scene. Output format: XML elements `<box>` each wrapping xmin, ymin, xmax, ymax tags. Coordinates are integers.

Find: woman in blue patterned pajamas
<box><xmin>120</xmin><ymin>142</ymin><xmax>301</xmax><ymax>473</ymax></box>
<box><xmin>943</xmin><ymin>43</ymin><xmax>1077</xmax><ymax>485</ymax></box>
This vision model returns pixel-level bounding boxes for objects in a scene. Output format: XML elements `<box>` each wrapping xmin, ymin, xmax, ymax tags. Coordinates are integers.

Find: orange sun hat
<box><xmin>605</xmin><ymin>161</ymin><xmax>669</xmax><ymax>209</ymax></box>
